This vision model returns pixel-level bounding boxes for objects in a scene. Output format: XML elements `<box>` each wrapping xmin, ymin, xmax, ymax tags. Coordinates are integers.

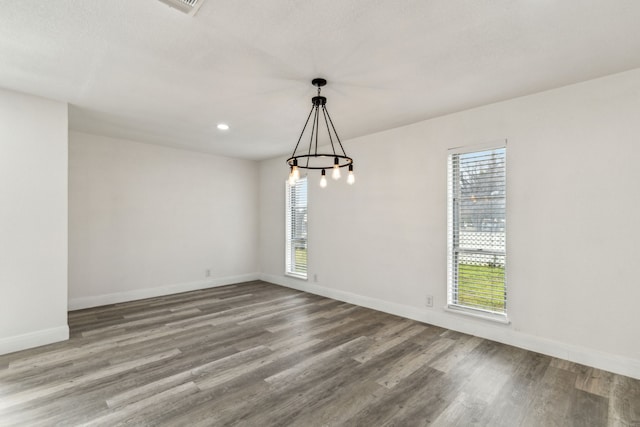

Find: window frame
<box><xmin>447</xmin><ymin>142</ymin><xmax>508</xmax><ymax>323</ymax></box>
<box><xmin>285</xmin><ymin>176</ymin><xmax>308</xmax><ymax>279</ymax></box>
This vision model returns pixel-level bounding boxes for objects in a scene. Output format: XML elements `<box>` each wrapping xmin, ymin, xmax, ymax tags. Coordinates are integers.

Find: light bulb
<box><xmin>292</xmin><ymin>165</ymin><xmax>300</xmax><ymax>181</ymax></box>
<box><xmin>320</xmin><ymin>169</ymin><xmax>328</xmax><ymax>188</ymax></box>
<box><xmin>332</xmin><ymin>157</ymin><xmax>341</xmax><ymax>180</ymax></box>
<box><xmin>332</xmin><ymin>166</ymin><xmax>341</xmax><ymax>180</ymax></box>
<box><xmin>288</xmin><ymin>172</ymin><xmax>297</xmax><ymax>186</ymax></box>
<box><xmin>347</xmin><ymin>171</ymin><xmax>355</xmax><ymax>185</ymax></box>
<box><xmin>347</xmin><ymin>164</ymin><xmax>355</xmax><ymax>185</ymax></box>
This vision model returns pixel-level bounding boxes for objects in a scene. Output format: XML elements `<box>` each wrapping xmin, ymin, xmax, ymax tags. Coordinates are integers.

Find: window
<box><xmin>447</xmin><ymin>144</ymin><xmax>507</xmax><ymax>319</ymax></box>
<box><xmin>286</xmin><ymin>176</ymin><xmax>308</xmax><ymax>278</ymax></box>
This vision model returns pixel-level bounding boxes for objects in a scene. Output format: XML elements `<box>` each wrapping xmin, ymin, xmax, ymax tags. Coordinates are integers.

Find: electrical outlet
<box><xmin>205</xmin><ymin>269</ymin><xmax>211</xmax><ymax>277</ymax></box>
<box><xmin>425</xmin><ymin>295</ymin><xmax>433</xmax><ymax>307</ymax></box>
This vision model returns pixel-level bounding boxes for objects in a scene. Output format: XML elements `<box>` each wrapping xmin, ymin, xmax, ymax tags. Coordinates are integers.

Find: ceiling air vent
<box><xmin>157</xmin><ymin>0</ymin><xmax>204</xmax><ymax>16</ymax></box>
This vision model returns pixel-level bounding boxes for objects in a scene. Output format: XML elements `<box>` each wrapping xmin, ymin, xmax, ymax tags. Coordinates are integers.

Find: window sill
<box><xmin>285</xmin><ymin>272</ymin><xmax>308</xmax><ymax>281</ymax></box>
<box><xmin>445</xmin><ymin>305</ymin><xmax>510</xmax><ymax>324</ymax></box>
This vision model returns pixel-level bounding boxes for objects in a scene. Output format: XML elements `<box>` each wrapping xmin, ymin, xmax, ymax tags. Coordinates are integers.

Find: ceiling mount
<box><xmin>311</xmin><ymin>78</ymin><xmax>327</xmax><ymax>87</ymax></box>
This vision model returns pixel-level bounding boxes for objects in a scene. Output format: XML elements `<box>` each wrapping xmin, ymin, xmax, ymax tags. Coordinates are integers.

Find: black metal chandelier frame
<box><xmin>287</xmin><ymin>78</ymin><xmax>353</xmax><ymax>175</ymax></box>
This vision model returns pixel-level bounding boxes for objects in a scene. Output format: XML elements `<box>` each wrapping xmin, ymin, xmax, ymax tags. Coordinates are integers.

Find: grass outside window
<box><xmin>294</xmin><ymin>247</ymin><xmax>307</xmax><ymax>271</ymax></box>
<box><xmin>456</xmin><ymin>263</ymin><xmax>505</xmax><ymax>312</ymax></box>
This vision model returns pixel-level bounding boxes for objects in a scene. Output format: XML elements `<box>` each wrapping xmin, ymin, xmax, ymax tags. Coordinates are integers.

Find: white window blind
<box><xmin>286</xmin><ymin>177</ymin><xmax>308</xmax><ymax>278</ymax></box>
<box><xmin>447</xmin><ymin>145</ymin><xmax>507</xmax><ymax>317</ymax></box>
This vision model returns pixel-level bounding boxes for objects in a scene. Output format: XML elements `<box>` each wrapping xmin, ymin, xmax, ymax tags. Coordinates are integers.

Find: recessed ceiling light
<box><xmin>217</xmin><ymin>123</ymin><xmax>229</xmax><ymax>131</ymax></box>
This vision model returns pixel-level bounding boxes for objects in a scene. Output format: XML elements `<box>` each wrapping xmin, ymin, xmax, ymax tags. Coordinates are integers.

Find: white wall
<box><xmin>259</xmin><ymin>68</ymin><xmax>640</xmax><ymax>379</ymax></box>
<box><xmin>0</xmin><ymin>88</ymin><xmax>69</xmax><ymax>354</ymax></box>
<box><xmin>68</xmin><ymin>132</ymin><xmax>259</xmax><ymax>309</ymax></box>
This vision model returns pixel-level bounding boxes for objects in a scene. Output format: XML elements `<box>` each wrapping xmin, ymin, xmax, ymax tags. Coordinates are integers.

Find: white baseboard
<box><xmin>0</xmin><ymin>325</ymin><xmax>69</xmax><ymax>356</ymax></box>
<box><xmin>260</xmin><ymin>273</ymin><xmax>640</xmax><ymax>380</ymax></box>
<box><xmin>68</xmin><ymin>273</ymin><xmax>260</xmax><ymax>311</ymax></box>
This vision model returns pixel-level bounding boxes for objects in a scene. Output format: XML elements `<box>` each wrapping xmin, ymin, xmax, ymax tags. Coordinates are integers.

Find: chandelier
<box><xmin>287</xmin><ymin>78</ymin><xmax>354</xmax><ymax>188</ymax></box>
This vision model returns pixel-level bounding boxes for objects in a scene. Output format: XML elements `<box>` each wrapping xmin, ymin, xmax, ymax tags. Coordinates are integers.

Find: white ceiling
<box><xmin>2</xmin><ymin>1</ymin><xmax>640</xmax><ymax>160</ymax></box>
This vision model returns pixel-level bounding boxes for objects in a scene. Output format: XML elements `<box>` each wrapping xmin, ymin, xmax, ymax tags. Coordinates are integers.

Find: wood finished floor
<box><xmin>1</xmin><ymin>281</ymin><xmax>638</xmax><ymax>426</ymax></box>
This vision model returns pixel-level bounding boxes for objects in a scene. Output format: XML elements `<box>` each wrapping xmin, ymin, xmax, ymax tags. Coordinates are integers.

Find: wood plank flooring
<box><xmin>1</xmin><ymin>281</ymin><xmax>638</xmax><ymax>426</ymax></box>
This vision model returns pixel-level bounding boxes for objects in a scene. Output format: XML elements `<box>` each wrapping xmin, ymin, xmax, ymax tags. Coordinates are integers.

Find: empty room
<box><xmin>1</xmin><ymin>0</ymin><xmax>639</xmax><ymax>425</ymax></box>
